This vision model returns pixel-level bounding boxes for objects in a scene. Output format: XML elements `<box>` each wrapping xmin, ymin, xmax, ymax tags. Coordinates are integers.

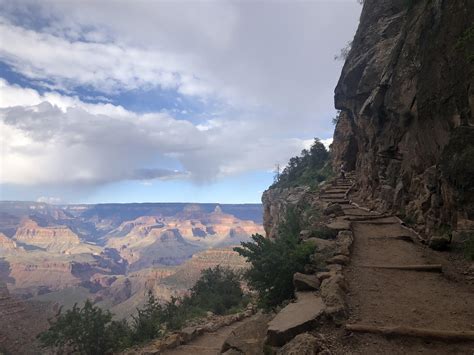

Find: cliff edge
<box><xmin>332</xmin><ymin>0</ymin><xmax>474</xmax><ymax>235</ymax></box>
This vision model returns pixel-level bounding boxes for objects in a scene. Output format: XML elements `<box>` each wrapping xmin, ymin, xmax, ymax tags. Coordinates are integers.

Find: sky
<box><xmin>0</xmin><ymin>0</ymin><xmax>361</xmax><ymax>204</ymax></box>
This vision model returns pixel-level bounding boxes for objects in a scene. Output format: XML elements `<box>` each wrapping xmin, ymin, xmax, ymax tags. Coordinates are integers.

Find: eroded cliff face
<box><xmin>262</xmin><ymin>187</ymin><xmax>310</xmax><ymax>238</ymax></box>
<box><xmin>332</xmin><ymin>0</ymin><xmax>474</xmax><ymax>234</ymax></box>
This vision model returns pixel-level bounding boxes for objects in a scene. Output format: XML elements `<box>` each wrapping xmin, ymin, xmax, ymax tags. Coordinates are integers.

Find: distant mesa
<box><xmin>183</xmin><ymin>204</ymin><xmax>203</xmax><ymax>213</ymax></box>
<box><xmin>14</xmin><ymin>218</ymin><xmax>82</xmax><ymax>253</ymax></box>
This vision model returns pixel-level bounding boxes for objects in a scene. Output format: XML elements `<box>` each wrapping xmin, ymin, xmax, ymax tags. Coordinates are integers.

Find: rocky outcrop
<box><xmin>14</xmin><ymin>218</ymin><xmax>81</xmax><ymax>253</ymax></box>
<box><xmin>332</xmin><ymin>0</ymin><xmax>474</xmax><ymax>235</ymax></box>
<box><xmin>262</xmin><ymin>186</ymin><xmax>334</xmax><ymax>239</ymax></box>
<box><xmin>262</xmin><ymin>187</ymin><xmax>310</xmax><ymax>239</ymax></box>
<box><xmin>0</xmin><ymin>232</ymin><xmax>23</xmax><ymax>254</ymax></box>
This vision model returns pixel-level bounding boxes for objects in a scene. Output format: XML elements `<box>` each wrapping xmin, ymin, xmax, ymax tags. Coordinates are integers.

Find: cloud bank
<box><xmin>0</xmin><ymin>80</ymin><xmax>308</xmax><ymax>185</ymax></box>
<box><xmin>0</xmin><ymin>0</ymin><xmax>360</xmax><ymax>194</ymax></box>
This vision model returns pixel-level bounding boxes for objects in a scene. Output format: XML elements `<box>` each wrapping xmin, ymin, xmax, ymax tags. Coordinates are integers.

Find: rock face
<box><xmin>332</xmin><ymin>0</ymin><xmax>474</xmax><ymax>234</ymax></box>
<box><xmin>262</xmin><ymin>187</ymin><xmax>310</xmax><ymax>239</ymax></box>
<box><xmin>0</xmin><ymin>232</ymin><xmax>22</xmax><ymax>254</ymax></box>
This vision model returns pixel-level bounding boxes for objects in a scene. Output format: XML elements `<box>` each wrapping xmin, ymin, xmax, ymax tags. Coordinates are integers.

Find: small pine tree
<box><xmin>130</xmin><ymin>292</ymin><xmax>163</xmax><ymax>343</ymax></box>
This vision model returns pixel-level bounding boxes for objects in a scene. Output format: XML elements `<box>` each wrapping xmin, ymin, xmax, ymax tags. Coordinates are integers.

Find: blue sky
<box><xmin>0</xmin><ymin>0</ymin><xmax>361</xmax><ymax>204</ymax></box>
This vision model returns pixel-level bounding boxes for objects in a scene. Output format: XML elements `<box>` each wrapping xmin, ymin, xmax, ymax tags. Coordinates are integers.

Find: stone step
<box><xmin>321</xmin><ymin>199</ymin><xmax>350</xmax><ymax>204</ymax></box>
<box><xmin>323</xmin><ymin>192</ymin><xmax>349</xmax><ymax>196</ymax></box>
<box><xmin>345</xmin><ymin>324</ymin><xmax>474</xmax><ymax>341</ymax></box>
<box><xmin>357</xmin><ymin>264</ymin><xmax>443</xmax><ymax>272</ymax></box>
<box><xmin>321</xmin><ymin>194</ymin><xmax>346</xmax><ymax>199</ymax></box>
<box><xmin>266</xmin><ymin>293</ymin><xmax>325</xmax><ymax>347</ymax></box>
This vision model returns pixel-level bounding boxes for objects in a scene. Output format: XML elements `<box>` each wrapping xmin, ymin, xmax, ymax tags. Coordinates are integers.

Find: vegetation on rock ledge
<box><xmin>235</xmin><ymin>209</ymin><xmax>316</xmax><ymax>309</ymax></box>
<box><xmin>272</xmin><ymin>138</ymin><xmax>332</xmax><ymax>189</ymax></box>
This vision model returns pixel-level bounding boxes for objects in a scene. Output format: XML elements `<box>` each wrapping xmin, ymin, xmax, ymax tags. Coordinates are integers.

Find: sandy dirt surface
<box><xmin>339</xmin><ymin>211</ymin><xmax>474</xmax><ymax>354</ymax></box>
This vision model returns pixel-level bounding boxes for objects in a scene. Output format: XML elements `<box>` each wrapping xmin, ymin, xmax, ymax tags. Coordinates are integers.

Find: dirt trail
<box><xmin>324</xmin><ymin>178</ymin><xmax>474</xmax><ymax>354</ymax></box>
<box><xmin>162</xmin><ymin>314</ymin><xmax>260</xmax><ymax>355</ymax></box>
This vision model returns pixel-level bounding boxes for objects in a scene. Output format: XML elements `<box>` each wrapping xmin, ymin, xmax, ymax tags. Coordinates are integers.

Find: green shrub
<box><xmin>186</xmin><ymin>266</ymin><xmax>245</xmax><ymax>315</ymax></box>
<box><xmin>39</xmin><ymin>266</ymin><xmax>247</xmax><ymax>353</ymax></box>
<box><xmin>130</xmin><ymin>293</ymin><xmax>163</xmax><ymax>343</ymax></box>
<box><xmin>234</xmin><ymin>210</ymin><xmax>316</xmax><ymax>309</ymax></box>
<box><xmin>132</xmin><ymin>266</ymin><xmax>246</xmax><ymax>339</ymax></box>
<box><xmin>272</xmin><ymin>138</ymin><xmax>331</xmax><ymax>188</ymax></box>
<box><xmin>38</xmin><ymin>300</ymin><xmax>131</xmax><ymax>354</ymax></box>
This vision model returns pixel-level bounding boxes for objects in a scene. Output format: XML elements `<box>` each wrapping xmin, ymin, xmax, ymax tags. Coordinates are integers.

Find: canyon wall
<box><xmin>332</xmin><ymin>0</ymin><xmax>474</xmax><ymax>234</ymax></box>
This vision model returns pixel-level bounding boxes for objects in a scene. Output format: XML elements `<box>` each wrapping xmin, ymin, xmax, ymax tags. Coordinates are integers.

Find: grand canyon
<box><xmin>0</xmin><ymin>202</ymin><xmax>263</xmax><ymax>337</ymax></box>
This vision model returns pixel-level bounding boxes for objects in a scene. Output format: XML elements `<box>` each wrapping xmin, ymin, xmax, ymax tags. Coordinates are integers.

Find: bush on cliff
<box><xmin>234</xmin><ymin>210</ymin><xmax>316</xmax><ymax>309</ymax></box>
<box><xmin>272</xmin><ymin>138</ymin><xmax>331</xmax><ymax>189</ymax></box>
<box><xmin>38</xmin><ymin>300</ymin><xmax>131</xmax><ymax>354</ymax></box>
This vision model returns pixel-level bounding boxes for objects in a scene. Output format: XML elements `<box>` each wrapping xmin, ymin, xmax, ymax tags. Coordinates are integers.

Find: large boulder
<box><xmin>305</xmin><ymin>238</ymin><xmax>335</xmax><ymax>253</ymax></box>
<box><xmin>323</xmin><ymin>203</ymin><xmax>344</xmax><ymax>217</ymax></box>
<box><xmin>221</xmin><ymin>313</ymin><xmax>273</xmax><ymax>355</ymax></box>
<box><xmin>326</xmin><ymin>219</ymin><xmax>351</xmax><ymax>231</ymax></box>
<box><xmin>428</xmin><ymin>235</ymin><xmax>450</xmax><ymax>251</ymax></box>
<box><xmin>266</xmin><ymin>293</ymin><xmax>325</xmax><ymax>347</ymax></box>
<box><xmin>335</xmin><ymin>231</ymin><xmax>353</xmax><ymax>256</ymax></box>
<box><xmin>326</xmin><ymin>254</ymin><xmax>349</xmax><ymax>266</ymax></box>
<box><xmin>293</xmin><ymin>273</ymin><xmax>320</xmax><ymax>291</ymax></box>
<box><xmin>320</xmin><ymin>274</ymin><xmax>347</xmax><ymax>319</ymax></box>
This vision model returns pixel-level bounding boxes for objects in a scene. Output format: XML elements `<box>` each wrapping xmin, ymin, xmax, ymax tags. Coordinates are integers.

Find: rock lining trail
<box><xmin>321</xmin><ymin>177</ymin><xmax>474</xmax><ymax>354</ymax></box>
<box><xmin>162</xmin><ymin>314</ymin><xmax>261</xmax><ymax>355</ymax></box>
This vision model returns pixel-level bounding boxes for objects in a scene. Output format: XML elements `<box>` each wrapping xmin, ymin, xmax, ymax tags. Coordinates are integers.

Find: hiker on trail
<box><xmin>340</xmin><ymin>162</ymin><xmax>346</xmax><ymax>180</ymax></box>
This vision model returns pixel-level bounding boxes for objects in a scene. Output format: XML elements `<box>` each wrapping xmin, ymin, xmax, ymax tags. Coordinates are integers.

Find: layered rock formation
<box><xmin>14</xmin><ymin>218</ymin><xmax>82</xmax><ymax>253</ymax></box>
<box><xmin>0</xmin><ymin>232</ymin><xmax>23</xmax><ymax>254</ymax></box>
<box><xmin>106</xmin><ymin>208</ymin><xmax>263</xmax><ymax>270</ymax></box>
<box><xmin>332</xmin><ymin>0</ymin><xmax>474</xmax><ymax>234</ymax></box>
<box><xmin>162</xmin><ymin>248</ymin><xmax>248</xmax><ymax>290</ymax></box>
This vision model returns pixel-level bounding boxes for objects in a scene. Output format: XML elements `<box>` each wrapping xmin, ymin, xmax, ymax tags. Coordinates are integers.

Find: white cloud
<box><xmin>0</xmin><ymin>1</ymin><xmax>361</xmax><ymax>132</ymax></box>
<box><xmin>37</xmin><ymin>196</ymin><xmax>62</xmax><ymax>204</ymax></box>
<box><xmin>0</xmin><ymin>19</ymin><xmax>210</xmax><ymax>96</ymax></box>
<box><xmin>0</xmin><ymin>81</ymin><xmax>308</xmax><ymax>185</ymax></box>
<box><xmin>0</xmin><ymin>1</ymin><xmax>361</xmax><ymax>193</ymax></box>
